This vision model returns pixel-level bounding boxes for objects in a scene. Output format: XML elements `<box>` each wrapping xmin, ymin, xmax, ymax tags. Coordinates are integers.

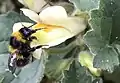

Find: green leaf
<box><xmin>69</xmin><ymin>0</ymin><xmax>100</xmax><ymax>11</ymax></box>
<box><xmin>45</xmin><ymin>55</ymin><xmax>73</xmax><ymax>81</ymax></box>
<box><xmin>0</xmin><ymin>11</ymin><xmax>46</xmax><ymax>83</ymax></box>
<box><xmin>62</xmin><ymin>61</ymin><xmax>93</xmax><ymax>83</ymax></box>
<box><xmin>102</xmin><ymin>66</ymin><xmax>120</xmax><ymax>83</ymax></box>
<box><xmin>45</xmin><ymin>39</ymin><xmax>82</xmax><ymax>81</ymax></box>
<box><xmin>84</xmin><ymin>0</ymin><xmax>120</xmax><ymax>72</ymax></box>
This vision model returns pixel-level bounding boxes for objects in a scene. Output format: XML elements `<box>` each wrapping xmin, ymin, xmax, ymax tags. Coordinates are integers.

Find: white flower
<box><xmin>13</xmin><ymin>6</ymin><xmax>86</xmax><ymax>47</ymax></box>
<box><xmin>18</xmin><ymin>0</ymin><xmax>47</xmax><ymax>12</ymax></box>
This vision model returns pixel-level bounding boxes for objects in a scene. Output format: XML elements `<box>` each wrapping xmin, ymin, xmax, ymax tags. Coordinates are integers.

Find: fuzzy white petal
<box><xmin>39</xmin><ymin>6</ymin><xmax>67</xmax><ymax>22</ymax></box>
<box><xmin>18</xmin><ymin>0</ymin><xmax>25</xmax><ymax>6</ymax></box>
<box><xmin>19</xmin><ymin>0</ymin><xmax>47</xmax><ymax>12</ymax></box>
<box><xmin>54</xmin><ymin>17</ymin><xmax>86</xmax><ymax>35</ymax></box>
<box><xmin>39</xmin><ymin>17</ymin><xmax>86</xmax><ymax>36</ymax></box>
<box><xmin>39</xmin><ymin>6</ymin><xmax>86</xmax><ymax>35</ymax></box>
<box><xmin>20</xmin><ymin>8</ymin><xmax>40</xmax><ymax>22</ymax></box>
<box><xmin>32</xmin><ymin>48</ymin><xmax>42</xmax><ymax>59</ymax></box>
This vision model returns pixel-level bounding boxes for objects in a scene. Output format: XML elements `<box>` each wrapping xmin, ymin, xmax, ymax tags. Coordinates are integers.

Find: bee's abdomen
<box><xmin>16</xmin><ymin>58</ymin><xmax>30</xmax><ymax>67</ymax></box>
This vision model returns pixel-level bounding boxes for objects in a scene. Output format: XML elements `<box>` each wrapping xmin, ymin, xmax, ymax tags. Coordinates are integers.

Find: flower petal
<box><xmin>39</xmin><ymin>6</ymin><xmax>86</xmax><ymax>35</ymax></box>
<box><xmin>53</xmin><ymin>17</ymin><xmax>86</xmax><ymax>35</ymax></box>
<box><xmin>18</xmin><ymin>0</ymin><xmax>25</xmax><ymax>5</ymax></box>
<box><xmin>20</xmin><ymin>8</ymin><xmax>40</xmax><ymax>22</ymax></box>
<box><xmin>19</xmin><ymin>0</ymin><xmax>47</xmax><ymax>12</ymax></box>
<box><xmin>31</xmin><ymin>25</ymin><xmax>73</xmax><ymax>47</ymax></box>
<box><xmin>13</xmin><ymin>22</ymin><xmax>33</xmax><ymax>32</ymax></box>
<box><xmin>39</xmin><ymin>16</ymin><xmax>86</xmax><ymax>36</ymax></box>
<box><xmin>32</xmin><ymin>48</ymin><xmax>42</xmax><ymax>59</ymax></box>
<box><xmin>31</xmin><ymin>0</ymin><xmax>48</xmax><ymax>13</ymax></box>
<box><xmin>39</xmin><ymin>6</ymin><xmax>67</xmax><ymax>23</ymax></box>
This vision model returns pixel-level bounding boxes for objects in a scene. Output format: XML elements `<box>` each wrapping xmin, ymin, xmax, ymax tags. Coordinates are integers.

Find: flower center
<box><xmin>32</xmin><ymin>23</ymin><xmax>64</xmax><ymax>32</ymax></box>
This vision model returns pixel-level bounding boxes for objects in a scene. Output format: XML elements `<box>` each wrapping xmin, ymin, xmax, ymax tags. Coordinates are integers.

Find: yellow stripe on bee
<box><xmin>17</xmin><ymin>55</ymin><xmax>23</xmax><ymax>59</ymax></box>
<box><xmin>11</xmin><ymin>32</ymin><xmax>26</xmax><ymax>43</ymax></box>
<box><xmin>8</xmin><ymin>45</ymin><xmax>17</xmax><ymax>54</ymax></box>
<box><xmin>9</xmin><ymin>45</ymin><xmax>23</xmax><ymax>59</ymax></box>
<box><xmin>32</xmin><ymin>23</ymin><xmax>64</xmax><ymax>32</ymax></box>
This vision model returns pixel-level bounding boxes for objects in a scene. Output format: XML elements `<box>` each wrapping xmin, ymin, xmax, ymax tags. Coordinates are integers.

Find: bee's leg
<box><xmin>29</xmin><ymin>45</ymin><xmax>48</xmax><ymax>52</ymax></box>
<box><xmin>28</xmin><ymin>36</ymin><xmax>37</xmax><ymax>41</ymax></box>
<box><xmin>29</xmin><ymin>45</ymin><xmax>42</xmax><ymax>52</ymax></box>
<box><xmin>13</xmin><ymin>73</ymin><xmax>17</xmax><ymax>78</ymax></box>
<box><xmin>20</xmin><ymin>27</ymin><xmax>46</xmax><ymax>40</ymax></box>
<box><xmin>33</xmin><ymin>28</ymin><xmax>47</xmax><ymax>32</ymax></box>
<box><xmin>31</xmin><ymin>56</ymin><xmax>35</xmax><ymax>62</ymax></box>
<box><xmin>30</xmin><ymin>28</ymin><xmax>46</xmax><ymax>35</ymax></box>
<box><xmin>27</xmin><ymin>28</ymin><xmax>47</xmax><ymax>41</ymax></box>
<box><xmin>5</xmin><ymin>68</ymin><xmax>17</xmax><ymax>77</ymax></box>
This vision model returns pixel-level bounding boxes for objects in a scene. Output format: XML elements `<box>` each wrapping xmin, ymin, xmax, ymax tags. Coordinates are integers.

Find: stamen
<box><xmin>33</xmin><ymin>23</ymin><xmax>64</xmax><ymax>32</ymax></box>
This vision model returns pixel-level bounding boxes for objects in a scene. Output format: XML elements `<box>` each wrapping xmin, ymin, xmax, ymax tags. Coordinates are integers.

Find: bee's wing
<box><xmin>8</xmin><ymin>53</ymin><xmax>17</xmax><ymax>73</ymax></box>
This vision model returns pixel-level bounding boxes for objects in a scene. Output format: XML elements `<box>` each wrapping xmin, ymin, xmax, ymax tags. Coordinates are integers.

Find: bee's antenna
<box><xmin>19</xmin><ymin>11</ymin><xmax>26</xmax><ymax>27</ymax></box>
<box><xmin>17</xmin><ymin>18</ymin><xmax>24</xmax><ymax>28</ymax></box>
<box><xmin>40</xmin><ymin>3</ymin><xmax>49</xmax><ymax>11</ymax></box>
<box><xmin>19</xmin><ymin>11</ymin><xmax>36</xmax><ymax>28</ymax></box>
<box><xmin>27</xmin><ymin>23</ymin><xmax>36</xmax><ymax>28</ymax></box>
<box><xmin>28</xmin><ymin>45</ymin><xmax>49</xmax><ymax>52</ymax></box>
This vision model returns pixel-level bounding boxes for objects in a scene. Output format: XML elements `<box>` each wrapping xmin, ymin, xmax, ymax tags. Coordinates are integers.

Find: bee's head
<box><xmin>19</xmin><ymin>23</ymin><xmax>37</xmax><ymax>38</ymax></box>
<box><xmin>19</xmin><ymin>27</ymin><xmax>33</xmax><ymax>38</ymax></box>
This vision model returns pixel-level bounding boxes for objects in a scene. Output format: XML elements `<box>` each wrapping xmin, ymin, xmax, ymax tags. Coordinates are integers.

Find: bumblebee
<box><xmin>8</xmin><ymin>23</ymin><xmax>46</xmax><ymax>73</ymax></box>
